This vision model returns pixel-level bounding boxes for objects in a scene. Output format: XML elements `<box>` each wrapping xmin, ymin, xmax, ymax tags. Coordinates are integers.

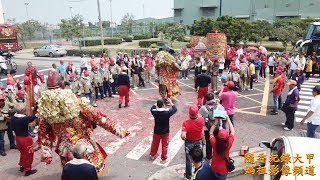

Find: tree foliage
<box><xmin>121</xmin><ymin>13</ymin><xmax>135</xmax><ymax>34</ymax></box>
<box><xmin>190</xmin><ymin>17</ymin><xmax>215</xmax><ymax>36</ymax></box>
<box><xmin>164</xmin><ymin>24</ymin><xmax>186</xmax><ymax>46</ymax></box>
<box><xmin>272</xmin><ymin>25</ymin><xmax>301</xmax><ymax>51</ymax></box>
<box><xmin>59</xmin><ymin>15</ymin><xmax>84</xmax><ymax>41</ymax></box>
<box><xmin>15</xmin><ymin>20</ymin><xmax>47</xmax><ymax>47</ymax></box>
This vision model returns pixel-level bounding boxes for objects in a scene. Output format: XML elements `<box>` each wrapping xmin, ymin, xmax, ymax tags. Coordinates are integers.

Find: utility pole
<box><xmin>109</xmin><ymin>0</ymin><xmax>113</xmax><ymax>38</ymax></box>
<box><xmin>69</xmin><ymin>6</ymin><xmax>73</xmax><ymax>18</ymax></box>
<box><xmin>143</xmin><ymin>4</ymin><xmax>145</xmax><ymax>34</ymax></box>
<box><xmin>24</xmin><ymin>2</ymin><xmax>30</xmax><ymax>21</ymax></box>
<box><xmin>219</xmin><ymin>0</ymin><xmax>222</xmax><ymax>17</ymax></box>
<box><xmin>97</xmin><ymin>0</ymin><xmax>104</xmax><ymax>50</ymax></box>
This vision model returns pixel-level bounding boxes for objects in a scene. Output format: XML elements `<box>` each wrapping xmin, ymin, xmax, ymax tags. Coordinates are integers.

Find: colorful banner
<box><xmin>206</xmin><ymin>32</ymin><xmax>227</xmax><ymax>61</ymax></box>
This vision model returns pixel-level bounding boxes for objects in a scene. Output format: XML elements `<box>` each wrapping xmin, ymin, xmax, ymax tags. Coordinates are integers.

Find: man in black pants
<box><xmin>199</xmin><ymin>93</ymin><xmax>225</xmax><ymax>161</ymax></box>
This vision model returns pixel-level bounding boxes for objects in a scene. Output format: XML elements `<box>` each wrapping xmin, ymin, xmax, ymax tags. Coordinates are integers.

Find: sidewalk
<box><xmin>148</xmin><ymin>147</ymin><xmax>265</xmax><ymax>180</ymax></box>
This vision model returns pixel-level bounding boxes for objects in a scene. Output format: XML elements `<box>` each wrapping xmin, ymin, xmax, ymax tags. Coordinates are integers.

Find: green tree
<box><xmin>164</xmin><ymin>23</ymin><xmax>186</xmax><ymax>46</ymax></box>
<box><xmin>102</xmin><ymin>21</ymin><xmax>110</xmax><ymax>28</ymax></box>
<box><xmin>272</xmin><ymin>25</ymin><xmax>301</xmax><ymax>51</ymax></box>
<box><xmin>59</xmin><ymin>15</ymin><xmax>84</xmax><ymax>49</ymax></box>
<box><xmin>248</xmin><ymin>20</ymin><xmax>272</xmax><ymax>44</ymax></box>
<box><xmin>121</xmin><ymin>13</ymin><xmax>135</xmax><ymax>34</ymax></box>
<box><xmin>190</xmin><ymin>17</ymin><xmax>215</xmax><ymax>36</ymax></box>
<box><xmin>16</xmin><ymin>20</ymin><xmax>44</xmax><ymax>47</ymax></box>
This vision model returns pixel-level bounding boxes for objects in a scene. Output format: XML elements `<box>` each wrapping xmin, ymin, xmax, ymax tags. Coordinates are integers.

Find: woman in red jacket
<box><xmin>260</xmin><ymin>54</ymin><xmax>267</xmax><ymax>79</ymax></box>
<box><xmin>209</xmin><ymin>112</ymin><xmax>235</xmax><ymax>180</ymax></box>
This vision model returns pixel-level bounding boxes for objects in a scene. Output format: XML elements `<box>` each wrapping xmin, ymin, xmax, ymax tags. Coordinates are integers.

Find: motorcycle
<box><xmin>0</xmin><ymin>56</ymin><xmax>8</xmax><ymax>75</ymax></box>
<box><xmin>5</xmin><ymin>52</ymin><xmax>17</xmax><ymax>70</ymax></box>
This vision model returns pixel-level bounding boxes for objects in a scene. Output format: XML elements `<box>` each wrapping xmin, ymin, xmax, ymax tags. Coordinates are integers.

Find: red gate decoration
<box><xmin>206</xmin><ymin>31</ymin><xmax>227</xmax><ymax>62</ymax></box>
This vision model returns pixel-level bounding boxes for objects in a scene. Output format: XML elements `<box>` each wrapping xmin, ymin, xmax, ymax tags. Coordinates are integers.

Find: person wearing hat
<box><xmin>239</xmin><ymin>57</ymin><xmax>248</xmax><ymax>92</ymax></box>
<box><xmin>91</xmin><ymin>66</ymin><xmax>104</xmax><ymax>103</ymax></box>
<box><xmin>219</xmin><ymin>81</ymin><xmax>238</xmax><ymax>124</ymax></box>
<box><xmin>270</xmin><ymin>69</ymin><xmax>285</xmax><ymax>115</ymax></box>
<box><xmin>260</xmin><ymin>54</ymin><xmax>267</xmax><ymax>79</ymax></box>
<box><xmin>196</xmin><ymin>66</ymin><xmax>211</xmax><ymax>107</ymax></box>
<box><xmin>305</xmin><ymin>56</ymin><xmax>313</xmax><ymax>80</ymax></box>
<box><xmin>149</xmin><ymin>98</ymin><xmax>177</xmax><ymax>164</ymax></box>
<box><xmin>300</xmin><ymin>85</ymin><xmax>320</xmax><ymax>138</ymax></box>
<box><xmin>100</xmin><ymin>62</ymin><xmax>113</xmax><ymax>98</ymax></box>
<box><xmin>80</xmin><ymin>54</ymin><xmax>88</xmax><ymax>77</ymax></box>
<box><xmin>228</xmin><ymin>65</ymin><xmax>240</xmax><ymax>91</ymax></box>
<box><xmin>282</xmin><ymin>80</ymin><xmax>300</xmax><ymax>131</ymax></box>
<box><xmin>11</xmin><ymin>104</ymin><xmax>38</xmax><ymax>176</ymax></box>
<box><xmin>209</xmin><ymin>111</ymin><xmax>235</xmax><ymax>180</ymax></box>
<box><xmin>144</xmin><ymin>53</ymin><xmax>153</xmax><ymax>83</ymax></box>
<box><xmin>78</xmin><ymin>70</ymin><xmax>94</xmax><ymax>107</ymax></box>
<box><xmin>130</xmin><ymin>55</ymin><xmax>140</xmax><ymax>90</ymax></box>
<box><xmin>291</xmin><ymin>67</ymin><xmax>305</xmax><ymax>91</ymax></box>
<box><xmin>117</xmin><ymin>66</ymin><xmax>130</xmax><ymax>108</ymax></box>
<box><xmin>90</xmin><ymin>54</ymin><xmax>98</xmax><ymax>70</ymax></box>
<box><xmin>181</xmin><ymin>105</ymin><xmax>205</xmax><ymax>179</ymax></box>
<box><xmin>199</xmin><ymin>93</ymin><xmax>225</xmax><ymax>161</ymax></box>
<box><xmin>109</xmin><ymin>58</ymin><xmax>121</xmax><ymax>94</ymax></box>
<box><xmin>67</xmin><ymin>73</ymin><xmax>80</xmax><ymax>95</ymax></box>
<box><xmin>248</xmin><ymin>59</ymin><xmax>255</xmax><ymax>90</ymax></box>
<box><xmin>0</xmin><ymin>94</ymin><xmax>14</xmax><ymax>156</ymax></box>
<box><xmin>194</xmin><ymin>57</ymin><xmax>202</xmax><ymax>90</ymax></box>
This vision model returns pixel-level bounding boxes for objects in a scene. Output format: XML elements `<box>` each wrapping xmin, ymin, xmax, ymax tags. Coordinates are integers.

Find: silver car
<box><xmin>33</xmin><ymin>44</ymin><xmax>67</xmax><ymax>58</ymax></box>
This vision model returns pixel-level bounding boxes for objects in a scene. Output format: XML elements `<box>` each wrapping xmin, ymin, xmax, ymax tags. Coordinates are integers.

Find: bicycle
<box><xmin>5</xmin><ymin>56</ymin><xmax>17</xmax><ymax>70</ymax></box>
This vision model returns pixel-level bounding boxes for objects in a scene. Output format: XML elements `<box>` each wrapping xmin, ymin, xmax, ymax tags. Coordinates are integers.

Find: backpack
<box><xmin>239</xmin><ymin>64</ymin><xmax>247</xmax><ymax>78</ymax></box>
<box><xmin>204</xmin><ymin>105</ymin><xmax>217</xmax><ymax>130</ymax></box>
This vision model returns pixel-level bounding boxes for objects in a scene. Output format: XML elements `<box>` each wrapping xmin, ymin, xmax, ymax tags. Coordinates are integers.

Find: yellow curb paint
<box><xmin>260</xmin><ymin>76</ymin><xmax>270</xmax><ymax>116</ymax></box>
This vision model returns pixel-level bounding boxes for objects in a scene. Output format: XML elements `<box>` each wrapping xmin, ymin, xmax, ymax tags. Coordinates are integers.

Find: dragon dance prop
<box><xmin>155</xmin><ymin>51</ymin><xmax>181</xmax><ymax>99</ymax></box>
<box><xmin>37</xmin><ymin>88</ymin><xmax>130</xmax><ymax>176</ymax></box>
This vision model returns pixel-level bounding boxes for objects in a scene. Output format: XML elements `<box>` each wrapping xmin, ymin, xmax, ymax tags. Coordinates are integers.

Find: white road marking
<box><xmin>0</xmin><ymin>68</ymin><xmax>52</xmax><ymax>81</ymax></box>
<box><xmin>295</xmin><ymin>111</ymin><xmax>307</xmax><ymax>116</ymax></box>
<box><xmin>298</xmin><ymin>105</ymin><xmax>309</xmax><ymax>110</ymax></box>
<box><xmin>152</xmin><ymin>130</ymin><xmax>184</xmax><ymax>167</ymax></box>
<box><xmin>103</xmin><ymin>122</ymin><xmax>142</xmax><ymax>155</ymax></box>
<box><xmin>301</xmin><ymin>84</ymin><xmax>316</xmax><ymax>88</ymax></box>
<box><xmin>301</xmin><ymin>88</ymin><xmax>313</xmax><ymax>92</ymax></box>
<box><xmin>299</xmin><ymin>100</ymin><xmax>311</xmax><ymax>105</ymax></box>
<box><xmin>295</xmin><ymin>117</ymin><xmax>303</xmax><ymax>123</ymax></box>
<box><xmin>299</xmin><ymin>91</ymin><xmax>312</xmax><ymax>95</ymax></box>
<box><xmin>302</xmin><ymin>82</ymin><xmax>318</xmax><ymax>86</ymax></box>
<box><xmin>299</xmin><ymin>95</ymin><xmax>313</xmax><ymax>100</ymax></box>
<box><xmin>125</xmin><ymin>131</ymin><xmax>153</xmax><ymax>160</ymax></box>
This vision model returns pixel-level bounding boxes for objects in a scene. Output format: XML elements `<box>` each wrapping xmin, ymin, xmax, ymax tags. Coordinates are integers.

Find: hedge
<box><xmin>139</xmin><ymin>40</ymin><xmax>162</xmax><ymax>48</ymax></box>
<box><xmin>123</xmin><ymin>37</ymin><xmax>133</xmax><ymax>42</ymax></box>
<box><xmin>133</xmin><ymin>34</ymin><xmax>152</xmax><ymax>40</ymax></box>
<box><xmin>67</xmin><ymin>49</ymin><xmax>109</xmax><ymax>57</ymax></box>
<box><xmin>80</xmin><ymin>38</ymin><xmax>122</xmax><ymax>46</ymax></box>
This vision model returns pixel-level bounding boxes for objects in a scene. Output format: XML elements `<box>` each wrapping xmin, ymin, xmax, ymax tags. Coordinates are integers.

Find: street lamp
<box><xmin>69</xmin><ymin>6</ymin><xmax>73</xmax><ymax>18</ymax></box>
<box><xmin>24</xmin><ymin>2</ymin><xmax>30</xmax><ymax>21</ymax></box>
<box><xmin>108</xmin><ymin>0</ymin><xmax>113</xmax><ymax>38</ymax></box>
<box><xmin>97</xmin><ymin>0</ymin><xmax>104</xmax><ymax>50</ymax></box>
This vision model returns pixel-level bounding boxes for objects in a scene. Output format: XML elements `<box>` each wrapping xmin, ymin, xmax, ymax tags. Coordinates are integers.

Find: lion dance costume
<box><xmin>37</xmin><ymin>71</ymin><xmax>129</xmax><ymax>176</ymax></box>
<box><xmin>155</xmin><ymin>51</ymin><xmax>181</xmax><ymax>100</ymax></box>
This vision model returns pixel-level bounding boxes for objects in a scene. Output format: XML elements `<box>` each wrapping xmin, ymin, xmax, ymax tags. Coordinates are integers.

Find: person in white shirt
<box><xmin>300</xmin><ymin>85</ymin><xmax>320</xmax><ymax>138</ymax></box>
<box><xmin>80</xmin><ymin>54</ymin><xmax>88</xmax><ymax>77</ymax></box>
<box><xmin>181</xmin><ymin>56</ymin><xmax>189</xmax><ymax>79</ymax></box>
<box><xmin>236</xmin><ymin>45</ymin><xmax>243</xmax><ymax>59</ymax></box>
<box><xmin>288</xmin><ymin>54</ymin><xmax>299</xmax><ymax>79</ymax></box>
<box><xmin>267</xmin><ymin>53</ymin><xmax>275</xmax><ymax>75</ymax></box>
<box><xmin>218</xmin><ymin>58</ymin><xmax>225</xmax><ymax>75</ymax></box>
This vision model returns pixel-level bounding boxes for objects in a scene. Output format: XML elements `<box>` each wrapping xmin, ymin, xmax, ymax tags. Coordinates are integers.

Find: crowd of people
<box><xmin>0</xmin><ymin>42</ymin><xmax>319</xmax><ymax>180</ymax></box>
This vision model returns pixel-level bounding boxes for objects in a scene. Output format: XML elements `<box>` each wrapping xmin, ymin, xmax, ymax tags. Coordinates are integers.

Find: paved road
<box><xmin>0</xmin><ymin>57</ymin><xmax>314</xmax><ymax>180</ymax></box>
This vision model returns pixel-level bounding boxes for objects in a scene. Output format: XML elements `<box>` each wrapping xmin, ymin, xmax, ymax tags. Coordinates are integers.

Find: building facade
<box><xmin>174</xmin><ymin>0</ymin><xmax>320</xmax><ymax>25</ymax></box>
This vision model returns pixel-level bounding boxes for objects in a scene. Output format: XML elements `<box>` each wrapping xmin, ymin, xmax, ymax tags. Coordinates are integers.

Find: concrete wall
<box><xmin>174</xmin><ymin>0</ymin><xmax>320</xmax><ymax>25</ymax></box>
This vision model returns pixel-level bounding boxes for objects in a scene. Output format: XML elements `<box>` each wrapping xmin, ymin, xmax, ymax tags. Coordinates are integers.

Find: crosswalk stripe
<box><xmin>301</xmin><ymin>84</ymin><xmax>316</xmax><ymax>88</ymax></box>
<box><xmin>299</xmin><ymin>95</ymin><xmax>313</xmax><ymax>100</ymax></box>
<box><xmin>152</xmin><ymin>130</ymin><xmax>184</xmax><ymax>167</ymax></box>
<box><xmin>298</xmin><ymin>105</ymin><xmax>309</xmax><ymax>110</ymax></box>
<box><xmin>299</xmin><ymin>91</ymin><xmax>312</xmax><ymax>95</ymax></box>
<box><xmin>125</xmin><ymin>132</ymin><xmax>153</xmax><ymax>160</ymax></box>
<box><xmin>104</xmin><ymin>122</ymin><xmax>142</xmax><ymax>155</ymax></box>
<box><xmin>299</xmin><ymin>100</ymin><xmax>311</xmax><ymax>105</ymax></box>
<box><xmin>301</xmin><ymin>88</ymin><xmax>313</xmax><ymax>92</ymax></box>
<box><xmin>302</xmin><ymin>82</ymin><xmax>318</xmax><ymax>86</ymax></box>
<box><xmin>295</xmin><ymin>117</ymin><xmax>303</xmax><ymax>123</ymax></box>
<box><xmin>295</xmin><ymin>111</ymin><xmax>307</xmax><ymax>116</ymax></box>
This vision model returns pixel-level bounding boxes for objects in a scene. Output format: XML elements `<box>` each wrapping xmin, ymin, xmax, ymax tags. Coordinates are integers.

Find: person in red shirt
<box><xmin>89</xmin><ymin>54</ymin><xmax>98</xmax><ymax>70</ymax></box>
<box><xmin>209</xmin><ymin>112</ymin><xmax>235</xmax><ymax>180</ymax></box>
<box><xmin>270</xmin><ymin>69</ymin><xmax>284</xmax><ymax>115</ymax></box>
<box><xmin>144</xmin><ymin>54</ymin><xmax>153</xmax><ymax>83</ymax></box>
<box><xmin>260</xmin><ymin>54</ymin><xmax>267</xmax><ymax>79</ymax></box>
<box><xmin>181</xmin><ymin>105</ymin><xmax>205</xmax><ymax>180</ymax></box>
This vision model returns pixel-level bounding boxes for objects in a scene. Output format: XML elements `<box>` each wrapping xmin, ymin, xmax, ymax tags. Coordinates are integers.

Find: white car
<box><xmin>33</xmin><ymin>44</ymin><xmax>67</xmax><ymax>58</ymax></box>
<box><xmin>259</xmin><ymin>136</ymin><xmax>320</xmax><ymax>180</ymax></box>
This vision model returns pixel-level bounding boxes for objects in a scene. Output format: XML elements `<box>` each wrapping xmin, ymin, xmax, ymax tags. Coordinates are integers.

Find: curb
<box><xmin>148</xmin><ymin>147</ymin><xmax>265</xmax><ymax>180</ymax></box>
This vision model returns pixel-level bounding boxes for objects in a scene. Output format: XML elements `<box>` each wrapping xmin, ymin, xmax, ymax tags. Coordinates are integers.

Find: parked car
<box><xmin>259</xmin><ymin>136</ymin><xmax>320</xmax><ymax>180</ymax></box>
<box><xmin>33</xmin><ymin>44</ymin><xmax>67</xmax><ymax>58</ymax></box>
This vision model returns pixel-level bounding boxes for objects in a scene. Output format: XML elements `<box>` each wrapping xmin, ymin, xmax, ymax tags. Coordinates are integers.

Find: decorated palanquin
<box><xmin>37</xmin><ymin>89</ymin><xmax>130</xmax><ymax>176</ymax></box>
<box><xmin>155</xmin><ymin>51</ymin><xmax>181</xmax><ymax>99</ymax></box>
<box><xmin>206</xmin><ymin>31</ymin><xmax>227</xmax><ymax>62</ymax></box>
